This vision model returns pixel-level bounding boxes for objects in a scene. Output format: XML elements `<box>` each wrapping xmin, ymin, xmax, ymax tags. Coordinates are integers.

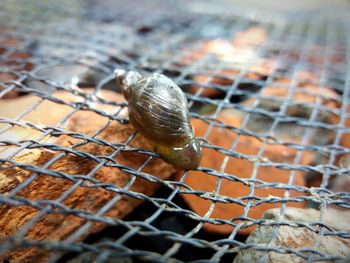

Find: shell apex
<box><xmin>115</xmin><ymin>69</ymin><xmax>142</xmax><ymax>99</ymax></box>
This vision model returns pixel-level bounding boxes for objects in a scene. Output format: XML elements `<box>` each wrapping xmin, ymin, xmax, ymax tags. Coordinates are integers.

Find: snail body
<box><xmin>115</xmin><ymin>70</ymin><xmax>201</xmax><ymax>170</ymax></box>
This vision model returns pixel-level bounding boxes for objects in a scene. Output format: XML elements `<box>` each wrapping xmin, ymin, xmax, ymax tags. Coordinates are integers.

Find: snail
<box><xmin>115</xmin><ymin>70</ymin><xmax>202</xmax><ymax>170</ymax></box>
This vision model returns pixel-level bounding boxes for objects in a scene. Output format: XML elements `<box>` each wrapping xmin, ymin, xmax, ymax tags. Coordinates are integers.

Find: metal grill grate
<box><xmin>0</xmin><ymin>1</ymin><xmax>349</xmax><ymax>262</ymax></box>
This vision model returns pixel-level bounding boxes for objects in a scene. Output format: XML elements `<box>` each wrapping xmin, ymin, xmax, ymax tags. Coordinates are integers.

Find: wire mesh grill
<box><xmin>0</xmin><ymin>0</ymin><xmax>349</xmax><ymax>262</ymax></box>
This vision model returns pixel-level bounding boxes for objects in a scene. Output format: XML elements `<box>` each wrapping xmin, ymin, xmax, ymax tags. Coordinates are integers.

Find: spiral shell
<box><xmin>115</xmin><ymin>70</ymin><xmax>201</xmax><ymax>170</ymax></box>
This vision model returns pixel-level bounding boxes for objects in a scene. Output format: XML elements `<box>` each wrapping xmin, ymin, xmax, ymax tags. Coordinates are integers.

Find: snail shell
<box><xmin>115</xmin><ymin>70</ymin><xmax>201</xmax><ymax>170</ymax></box>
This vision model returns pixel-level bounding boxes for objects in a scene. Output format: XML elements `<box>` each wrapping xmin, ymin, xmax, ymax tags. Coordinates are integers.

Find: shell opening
<box><xmin>155</xmin><ymin>138</ymin><xmax>202</xmax><ymax>170</ymax></box>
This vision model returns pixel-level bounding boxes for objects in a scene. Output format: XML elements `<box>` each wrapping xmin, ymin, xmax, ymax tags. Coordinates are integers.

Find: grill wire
<box><xmin>0</xmin><ymin>0</ymin><xmax>349</xmax><ymax>262</ymax></box>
